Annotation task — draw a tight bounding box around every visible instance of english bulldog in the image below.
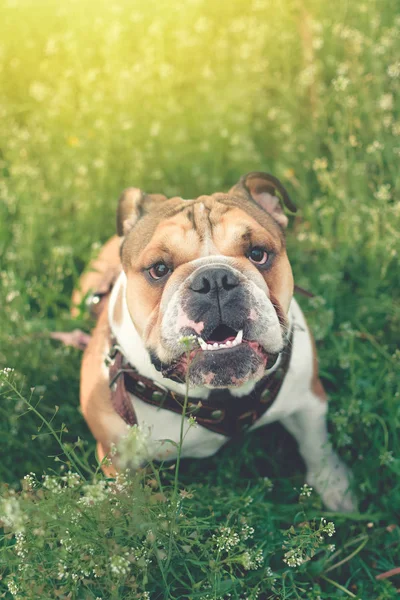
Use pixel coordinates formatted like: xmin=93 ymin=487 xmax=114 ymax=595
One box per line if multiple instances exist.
xmin=79 ymin=172 xmax=356 ymax=512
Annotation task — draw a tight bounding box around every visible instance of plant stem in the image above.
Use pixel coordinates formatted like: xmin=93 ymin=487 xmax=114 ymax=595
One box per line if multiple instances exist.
xmin=166 ymin=346 xmax=191 ymax=569
xmin=6 ymin=378 xmax=86 ymax=477
xmin=321 ymin=575 xmax=357 ymax=598
xmin=324 ymin=536 xmax=368 ymax=574
xmin=173 ymin=352 xmax=191 ymax=497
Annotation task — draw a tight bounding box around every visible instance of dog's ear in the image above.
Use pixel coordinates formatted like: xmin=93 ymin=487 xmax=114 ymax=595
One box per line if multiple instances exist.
xmin=117 ymin=188 xmax=167 ymax=236
xmin=229 ymin=172 xmax=296 ymax=229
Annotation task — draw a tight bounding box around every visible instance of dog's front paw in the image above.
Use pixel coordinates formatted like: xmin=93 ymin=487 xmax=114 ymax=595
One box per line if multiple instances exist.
xmin=307 ymin=454 xmax=358 ymax=513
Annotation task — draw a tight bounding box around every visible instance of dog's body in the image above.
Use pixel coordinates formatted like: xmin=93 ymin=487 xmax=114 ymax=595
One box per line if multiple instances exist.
xmin=79 ymin=173 xmax=356 ymax=512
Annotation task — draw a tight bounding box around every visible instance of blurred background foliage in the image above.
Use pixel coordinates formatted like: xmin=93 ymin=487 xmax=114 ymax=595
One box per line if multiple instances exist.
xmin=0 ymin=0 xmax=399 ymax=596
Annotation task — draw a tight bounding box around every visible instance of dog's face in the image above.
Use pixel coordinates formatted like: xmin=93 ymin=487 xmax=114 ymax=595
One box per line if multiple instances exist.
xmin=119 ymin=173 xmax=296 ymax=388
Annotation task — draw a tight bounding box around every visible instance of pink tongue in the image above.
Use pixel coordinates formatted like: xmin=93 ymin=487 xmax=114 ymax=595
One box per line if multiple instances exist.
xmin=207 ymin=336 xmax=236 ymax=344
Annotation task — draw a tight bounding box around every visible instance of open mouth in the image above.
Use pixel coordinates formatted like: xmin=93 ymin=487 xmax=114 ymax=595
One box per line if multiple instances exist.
xmin=163 ymin=324 xmax=270 ymax=386
xmin=197 ymin=324 xmax=243 ymax=351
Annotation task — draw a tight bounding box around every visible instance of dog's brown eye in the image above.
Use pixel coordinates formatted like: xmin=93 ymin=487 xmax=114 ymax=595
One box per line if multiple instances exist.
xmin=248 ymin=247 xmax=268 ymax=265
xmin=148 ymin=261 xmax=171 ymax=280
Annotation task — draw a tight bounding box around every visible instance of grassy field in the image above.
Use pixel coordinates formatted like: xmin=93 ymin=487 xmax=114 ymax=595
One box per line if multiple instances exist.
xmin=0 ymin=0 xmax=399 ymax=597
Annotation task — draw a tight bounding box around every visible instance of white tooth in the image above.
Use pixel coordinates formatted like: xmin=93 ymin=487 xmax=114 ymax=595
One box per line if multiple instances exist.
xmin=207 ymin=344 xmax=214 ymax=350
xmin=236 ymin=330 xmax=243 ymax=344
xmin=226 ymin=340 xmax=232 ymax=346
xmin=197 ymin=337 xmax=207 ymax=350
xmin=231 ymin=339 xmax=238 ymax=347
xmin=219 ymin=343 xmax=227 ymax=349
xmin=213 ymin=343 xmax=219 ymax=348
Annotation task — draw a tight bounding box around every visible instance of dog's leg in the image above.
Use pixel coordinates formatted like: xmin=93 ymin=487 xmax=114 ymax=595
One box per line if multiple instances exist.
xmin=280 ymin=395 xmax=357 ymax=512
xmin=96 ymin=442 xmax=117 ymax=478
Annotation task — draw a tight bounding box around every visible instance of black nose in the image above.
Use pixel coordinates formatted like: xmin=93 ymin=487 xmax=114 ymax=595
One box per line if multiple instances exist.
xmin=190 ymin=267 xmax=239 ymax=295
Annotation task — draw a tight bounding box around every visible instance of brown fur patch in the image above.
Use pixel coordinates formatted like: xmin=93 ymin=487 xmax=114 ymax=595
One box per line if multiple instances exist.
xmin=121 ymin=197 xmax=193 ymax=270
xmin=112 ymin=285 xmax=124 ymax=326
xmin=264 ymin=253 xmax=294 ymax=316
xmin=72 ymin=235 xmax=122 ymax=318
xmin=80 ymin=300 xmax=128 ymax=471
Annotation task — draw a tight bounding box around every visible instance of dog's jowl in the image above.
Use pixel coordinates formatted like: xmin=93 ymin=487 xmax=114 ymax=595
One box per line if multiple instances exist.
xmin=79 ymin=172 xmax=356 ymax=512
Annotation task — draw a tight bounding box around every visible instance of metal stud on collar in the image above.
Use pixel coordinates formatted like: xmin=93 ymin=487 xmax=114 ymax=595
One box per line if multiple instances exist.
xmin=134 ymin=381 xmax=146 ymax=393
xmin=152 ymin=390 xmax=165 ymax=402
xmin=150 ymin=384 xmax=169 ymax=407
xmin=85 ymin=292 xmax=101 ymax=308
xmin=210 ymin=409 xmax=223 ymax=421
xmin=104 ymin=344 xmax=121 ymax=367
xmin=260 ymin=388 xmax=270 ymax=404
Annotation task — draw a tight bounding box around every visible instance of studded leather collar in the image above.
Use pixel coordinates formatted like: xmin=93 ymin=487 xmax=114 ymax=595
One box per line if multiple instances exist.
xmin=107 ymin=330 xmax=293 ymax=437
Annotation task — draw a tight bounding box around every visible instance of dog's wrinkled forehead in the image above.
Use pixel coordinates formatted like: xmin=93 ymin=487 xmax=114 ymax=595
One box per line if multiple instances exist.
xmin=125 ymin=199 xmax=262 ymax=268
xmin=119 ymin=170 xmax=296 ymax=268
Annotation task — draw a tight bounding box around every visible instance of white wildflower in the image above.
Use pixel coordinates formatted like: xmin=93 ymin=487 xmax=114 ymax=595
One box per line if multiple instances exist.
xmin=379 ymin=94 xmax=393 ymax=111
xmin=241 ymin=548 xmax=264 ymax=570
xmin=321 ymin=518 xmax=336 ymax=537
xmin=213 ymin=526 xmax=240 ymax=551
xmin=374 ymin=184 xmax=391 ymax=201
xmin=110 ymin=554 xmax=130 ymax=576
xmin=326 ymin=523 xmax=335 ymax=536
xmin=0 ymin=367 xmax=14 ymax=380
xmin=7 ymin=580 xmax=19 ymax=596
xmin=116 ymin=424 xmax=150 ymax=470
xmin=61 ymin=471 xmax=81 ymax=488
xmin=313 ymin=37 xmax=323 ymax=50
xmin=240 ymin=522 xmax=255 ymax=540
xmin=348 ymin=135 xmax=358 ymax=147
xmin=78 ymin=479 xmax=108 ymax=506
xmin=298 ymin=64 xmax=317 ymax=88
xmin=380 ymin=450 xmax=395 ymax=465
xmin=179 ymin=334 xmax=197 ymax=350
xmin=188 ymin=415 xmax=198 ymax=428
xmin=15 ymin=532 xmax=28 ymax=558
xmin=366 ymin=140 xmax=384 ymax=154
xmin=22 ymin=472 xmax=36 ymax=490
xmin=42 ymin=474 xmax=62 ymax=494
xmin=313 ymin=157 xmax=328 ymax=171
xmin=0 ymin=496 xmax=26 ymax=532
xmin=283 ymin=548 xmax=305 ymax=567
xmin=388 ymin=62 xmax=400 ymax=78
xmin=299 ymin=483 xmax=313 ymax=498
xmin=392 ymin=122 xmax=400 ymax=136
xmin=57 ymin=561 xmax=68 ymax=579
xmin=131 ymin=545 xmax=153 ymax=565
xmin=345 ymin=95 xmax=358 ymax=108
xmin=332 ymin=75 xmax=350 ymax=92
xmin=383 ymin=115 xmax=393 ymax=128
xmin=29 ymin=81 xmax=48 ymax=102
xmin=93 ymin=158 xmax=105 ymax=169
xmin=60 ymin=529 xmax=73 ymax=552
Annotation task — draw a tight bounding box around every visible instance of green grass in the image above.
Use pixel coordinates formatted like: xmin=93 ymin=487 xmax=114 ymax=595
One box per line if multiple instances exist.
xmin=0 ymin=0 xmax=399 ymax=597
